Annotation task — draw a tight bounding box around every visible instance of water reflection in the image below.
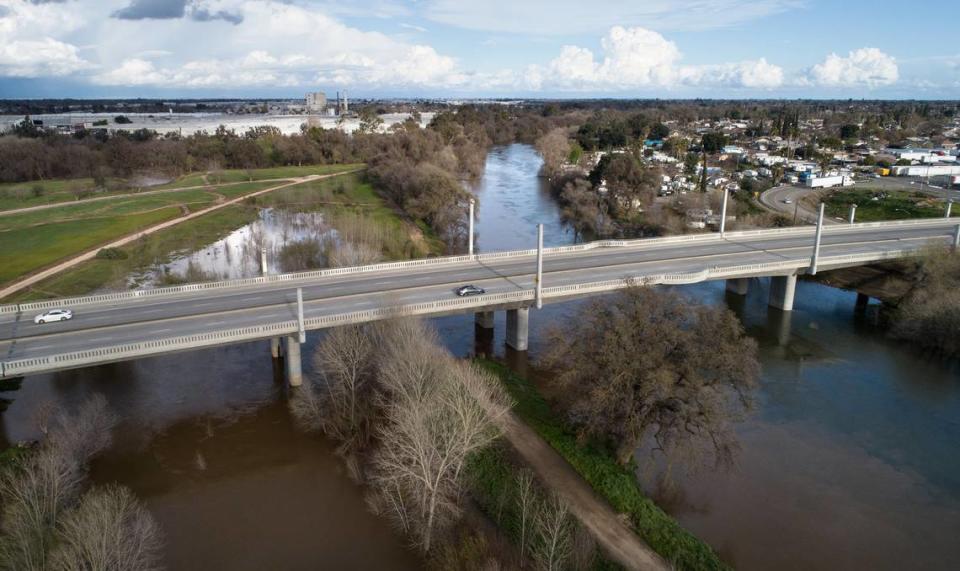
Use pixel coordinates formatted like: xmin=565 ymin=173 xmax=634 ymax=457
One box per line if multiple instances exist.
xmin=131 ymin=209 xmax=336 ymax=288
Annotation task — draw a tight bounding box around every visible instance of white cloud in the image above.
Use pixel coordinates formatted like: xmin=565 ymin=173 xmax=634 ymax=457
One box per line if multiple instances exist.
xmin=423 ymin=0 xmax=801 ymax=34
xmin=0 ymin=0 xmax=94 ymax=77
xmin=533 ymin=26 xmax=783 ymax=91
xmin=0 ymin=37 xmax=94 ymax=77
xmin=806 ymin=48 xmax=898 ymax=88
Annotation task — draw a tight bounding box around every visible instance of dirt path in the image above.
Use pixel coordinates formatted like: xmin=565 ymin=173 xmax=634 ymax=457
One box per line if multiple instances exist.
xmin=497 ymin=411 xmax=669 ymax=570
xmin=0 ymin=171 xmax=359 ymax=301
xmin=0 ymin=176 xmax=332 ymax=218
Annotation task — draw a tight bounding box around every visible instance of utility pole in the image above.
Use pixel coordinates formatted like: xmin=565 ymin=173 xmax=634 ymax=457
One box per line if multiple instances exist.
xmin=468 ymin=198 xmax=475 ymax=256
xmin=535 ymin=224 xmax=544 ymax=309
xmin=260 ymin=247 xmax=268 ymax=276
xmin=810 ymin=202 xmax=825 ymax=275
xmin=848 ymin=204 xmax=857 ymax=224
xmin=719 ymin=188 xmax=729 ymax=237
xmin=947 ymin=200 xmax=953 ymax=219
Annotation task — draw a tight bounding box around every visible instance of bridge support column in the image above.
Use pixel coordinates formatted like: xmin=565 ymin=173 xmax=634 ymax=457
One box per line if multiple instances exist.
xmin=505 ymin=308 xmax=529 ymax=351
xmin=475 ymin=311 xmax=495 ymax=329
xmin=769 ymin=274 xmax=797 ymax=311
xmin=284 ymin=335 xmax=303 ymax=387
xmin=855 ymin=293 xmax=870 ymax=314
xmin=270 ymin=337 xmax=282 ymax=359
xmin=726 ymin=278 xmax=749 ymax=296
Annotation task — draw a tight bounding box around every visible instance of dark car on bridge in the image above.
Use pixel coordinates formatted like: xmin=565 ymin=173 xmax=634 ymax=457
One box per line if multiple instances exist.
xmin=455 ymin=285 xmax=485 ymax=297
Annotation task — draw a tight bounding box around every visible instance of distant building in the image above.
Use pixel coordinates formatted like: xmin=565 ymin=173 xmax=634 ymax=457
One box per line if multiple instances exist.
xmin=305 ymin=92 xmax=327 ymax=113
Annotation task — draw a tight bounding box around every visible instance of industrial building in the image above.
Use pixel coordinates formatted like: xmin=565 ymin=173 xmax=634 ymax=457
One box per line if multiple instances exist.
xmin=305 ymin=92 xmax=327 ymax=113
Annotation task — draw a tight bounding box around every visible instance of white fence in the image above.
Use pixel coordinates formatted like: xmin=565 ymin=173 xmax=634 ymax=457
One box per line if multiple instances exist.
xmin=0 ymin=247 xmax=916 ymax=378
xmin=1 ymin=217 xmax=954 ymax=316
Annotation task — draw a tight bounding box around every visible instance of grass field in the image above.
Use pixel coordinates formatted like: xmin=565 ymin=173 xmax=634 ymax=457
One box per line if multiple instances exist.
xmin=824 ymin=188 xmax=958 ymax=222
xmin=0 ymin=180 xmax=281 ymax=289
xmin=0 ymin=163 xmax=364 ymax=212
xmin=1 ymin=166 xmax=442 ymax=302
xmin=6 ymin=205 xmax=259 ymax=301
xmin=476 ymin=360 xmax=729 ymax=571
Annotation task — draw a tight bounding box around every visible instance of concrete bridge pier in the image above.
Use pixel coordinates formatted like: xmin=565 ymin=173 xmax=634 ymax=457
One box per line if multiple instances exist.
xmin=505 ymin=308 xmax=529 ymax=351
xmin=475 ymin=311 xmax=495 ymax=329
xmin=284 ymin=335 xmax=303 ymax=387
xmin=855 ymin=293 xmax=870 ymax=314
xmin=726 ymin=278 xmax=750 ymax=296
xmin=768 ymin=274 xmax=798 ymax=311
xmin=270 ymin=337 xmax=282 ymax=359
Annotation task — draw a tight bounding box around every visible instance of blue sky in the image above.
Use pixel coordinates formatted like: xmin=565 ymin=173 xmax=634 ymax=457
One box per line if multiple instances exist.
xmin=0 ymin=0 xmax=956 ymax=99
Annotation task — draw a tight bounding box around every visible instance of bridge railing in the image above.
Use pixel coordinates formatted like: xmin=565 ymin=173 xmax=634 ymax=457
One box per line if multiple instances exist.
xmin=1 ymin=217 xmax=953 ymax=316
xmin=0 ymin=247 xmax=918 ymax=378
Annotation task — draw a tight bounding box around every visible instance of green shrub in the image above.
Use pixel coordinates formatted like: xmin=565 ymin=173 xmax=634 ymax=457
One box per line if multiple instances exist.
xmin=95 ymin=248 xmax=128 ymax=260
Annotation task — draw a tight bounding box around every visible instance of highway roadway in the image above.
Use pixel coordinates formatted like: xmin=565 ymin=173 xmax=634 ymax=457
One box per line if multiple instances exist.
xmin=1 ymin=221 xmax=957 ymax=370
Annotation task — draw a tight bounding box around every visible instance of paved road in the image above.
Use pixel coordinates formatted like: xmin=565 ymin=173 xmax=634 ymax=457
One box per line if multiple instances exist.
xmin=1 ymin=222 xmax=955 ymax=370
xmin=759 ymin=185 xmax=842 ymax=225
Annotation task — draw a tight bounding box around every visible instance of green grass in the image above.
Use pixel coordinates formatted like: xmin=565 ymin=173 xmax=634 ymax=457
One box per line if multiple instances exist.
xmin=6 ymin=205 xmax=259 ymax=301
xmin=0 ymin=164 xmax=365 ymax=212
xmin=0 ymin=181 xmax=288 ymax=288
xmin=824 ymin=188 xmax=958 ymax=222
xmin=0 ymin=208 xmax=180 ymax=285
xmin=476 ymin=359 xmax=729 ymax=571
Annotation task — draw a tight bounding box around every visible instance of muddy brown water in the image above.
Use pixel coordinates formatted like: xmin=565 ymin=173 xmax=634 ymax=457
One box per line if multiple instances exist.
xmin=3 ymin=144 xmax=960 ymax=569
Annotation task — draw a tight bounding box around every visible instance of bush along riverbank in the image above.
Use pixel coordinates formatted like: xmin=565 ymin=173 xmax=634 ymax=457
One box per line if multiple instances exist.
xmin=476 ymin=359 xmax=731 ymax=571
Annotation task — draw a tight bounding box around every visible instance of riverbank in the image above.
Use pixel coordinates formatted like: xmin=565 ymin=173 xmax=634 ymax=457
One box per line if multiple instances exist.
xmin=477 ymin=359 xmax=728 ymax=570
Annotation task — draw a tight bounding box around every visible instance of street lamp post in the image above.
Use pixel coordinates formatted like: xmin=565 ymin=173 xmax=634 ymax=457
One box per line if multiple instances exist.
xmin=810 ymin=202 xmax=825 ymax=275
xmin=468 ymin=198 xmax=475 ymax=256
xmin=719 ymin=188 xmax=729 ymax=237
xmin=535 ymin=224 xmax=544 ymax=309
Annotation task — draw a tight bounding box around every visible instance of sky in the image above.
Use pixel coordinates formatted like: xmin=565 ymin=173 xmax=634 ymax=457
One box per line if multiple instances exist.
xmin=0 ymin=0 xmax=957 ymax=99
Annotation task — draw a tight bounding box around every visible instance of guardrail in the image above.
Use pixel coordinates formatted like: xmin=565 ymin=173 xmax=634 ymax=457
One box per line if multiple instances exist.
xmin=2 ymin=217 xmax=954 ymax=316
xmin=0 ymin=246 xmax=920 ymax=379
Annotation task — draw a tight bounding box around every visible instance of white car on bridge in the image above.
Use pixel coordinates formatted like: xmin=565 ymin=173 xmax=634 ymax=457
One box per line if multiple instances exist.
xmin=34 ymin=309 xmax=73 ymax=324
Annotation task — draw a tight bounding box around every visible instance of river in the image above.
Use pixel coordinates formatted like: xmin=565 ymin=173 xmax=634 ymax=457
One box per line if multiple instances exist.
xmin=3 ymin=143 xmax=960 ymax=569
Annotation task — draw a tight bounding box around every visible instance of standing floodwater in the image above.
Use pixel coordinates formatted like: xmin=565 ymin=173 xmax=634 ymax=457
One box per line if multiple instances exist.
xmin=3 ymin=144 xmax=960 ymax=570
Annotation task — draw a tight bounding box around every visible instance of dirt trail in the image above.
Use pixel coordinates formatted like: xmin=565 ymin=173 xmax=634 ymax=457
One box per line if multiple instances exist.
xmin=0 ymin=175 xmax=341 ymax=218
xmin=498 ymin=411 xmax=669 ymax=570
xmin=0 ymin=171 xmax=359 ymax=301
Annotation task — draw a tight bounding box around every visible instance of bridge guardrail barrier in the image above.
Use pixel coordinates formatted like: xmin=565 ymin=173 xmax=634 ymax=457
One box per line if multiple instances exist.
xmin=0 ymin=246 xmax=918 ymax=378
xmin=2 ymin=218 xmax=953 ymax=315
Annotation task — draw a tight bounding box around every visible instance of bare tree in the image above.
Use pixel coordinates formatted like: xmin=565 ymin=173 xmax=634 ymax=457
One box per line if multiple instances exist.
xmin=543 ymin=286 xmax=760 ymax=469
xmin=290 ymin=324 xmax=376 ymax=459
xmin=515 ymin=470 xmax=537 ymax=567
xmin=328 ymin=242 xmax=382 ymax=268
xmin=531 ymin=493 xmax=575 ymax=571
xmin=49 ymin=485 xmax=162 ymax=571
xmin=892 ymin=245 xmax=960 ymax=355
xmin=367 ymin=321 xmax=510 ymax=552
xmin=0 ymin=395 xmax=119 ymax=571
xmin=535 ymin=128 xmax=571 ymax=178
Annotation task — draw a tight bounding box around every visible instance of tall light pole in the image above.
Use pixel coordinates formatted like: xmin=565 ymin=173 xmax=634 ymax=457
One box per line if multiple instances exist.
xmin=719 ymin=188 xmax=729 ymax=237
xmin=468 ymin=198 xmax=475 ymax=256
xmin=848 ymin=204 xmax=857 ymax=224
xmin=810 ymin=202 xmax=825 ymax=275
xmin=953 ymin=224 xmax=960 ymax=252
xmin=535 ymin=224 xmax=544 ymax=309
xmin=296 ymin=287 xmax=306 ymax=343
xmin=946 ymin=200 xmax=953 ymax=219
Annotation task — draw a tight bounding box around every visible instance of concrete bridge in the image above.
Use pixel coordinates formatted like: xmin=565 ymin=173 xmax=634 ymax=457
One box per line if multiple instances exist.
xmin=1 ymin=218 xmax=958 ymax=385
